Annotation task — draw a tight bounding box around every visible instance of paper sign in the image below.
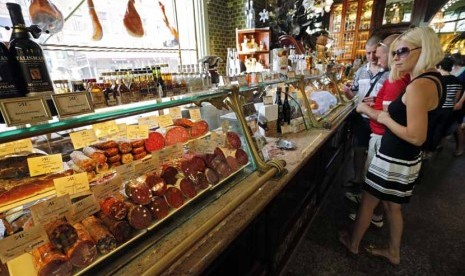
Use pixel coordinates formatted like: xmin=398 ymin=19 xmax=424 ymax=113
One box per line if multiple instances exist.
xmin=30 ymin=195 xmax=71 ymax=225
xmin=0 ymin=96 xmax=52 ymax=127
xmin=134 ymin=156 xmax=155 ymax=175
xmin=52 ymin=92 xmax=94 ymax=118
xmin=189 ymin=108 xmax=202 ymax=121
xmin=92 ymin=175 xmax=123 ymax=201
xmin=158 ymin=114 xmax=174 ymax=128
xmin=211 ymin=132 xmax=226 ymax=149
xmin=66 ymin=195 xmax=100 ymax=224
xmin=0 ymin=225 xmax=48 ymax=263
xmin=157 ymin=143 xmax=183 ymax=164
xmin=27 ymin=154 xmax=63 ymax=177
xmin=53 ymin=172 xmax=90 ymax=198
xmin=127 ymin=125 xmax=149 ymax=139
xmin=168 ymin=107 xmax=182 ymax=119
xmin=69 ymin=129 xmax=98 ymax=149
xmin=196 ymin=139 xmax=212 ymax=153
xmin=110 ymin=123 xmax=127 ymax=140
xmin=138 ymin=115 xmax=159 ymax=128
xmin=0 ymin=139 xmax=33 ymax=157
xmin=93 ymin=120 xmax=118 ymax=138
xmin=115 ymin=163 xmax=135 ymax=183
xmin=187 ymin=139 xmax=198 ymax=153
xmin=237 ymin=75 xmax=248 ymax=86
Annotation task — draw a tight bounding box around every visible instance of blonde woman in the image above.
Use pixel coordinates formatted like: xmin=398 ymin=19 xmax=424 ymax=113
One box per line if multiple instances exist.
xmin=339 ymin=27 xmax=444 ymax=265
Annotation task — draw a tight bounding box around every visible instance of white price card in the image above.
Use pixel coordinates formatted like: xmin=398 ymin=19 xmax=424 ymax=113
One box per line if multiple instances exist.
xmin=115 ymin=163 xmax=135 ymax=183
xmin=0 ymin=225 xmax=48 ymax=263
xmin=53 ymin=172 xmax=90 ymax=198
xmin=138 ymin=115 xmax=159 ymax=128
xmin=0 ymin=96 xmax=52 ymax=127
xmin=27 ymin=154 xmax=63 ymax=177
xmin=158 ymin=114 xmax=174 ymax=128
xmin=127 ymin=125 xmax=149 ymax=140
xmin=134 ymin=156 xmax=156 ymax=175
xmin=92 ymin=175 xmax=123 ymax=201
xmin=66 ymin=194 xmax=100 ymax=224
xmin=189 ymin=108 xmax=202 ymax=121
xmin=92 ymin=120 xmax=119 ymax=138
xmin=69 ymin=129 xmax=98 ymax=149
xmin=30 ymin=195 xmax=72 ymax=225
xmin=52 ymin=92 xmax=94 ymax=118
xmin=168 ymin=107 xmax=182 ymax=120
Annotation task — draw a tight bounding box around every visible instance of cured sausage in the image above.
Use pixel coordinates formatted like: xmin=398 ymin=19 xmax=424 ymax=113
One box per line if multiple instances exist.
xmin=82 ymin=147 xmax=106 ymax=165
xmin=81 ymin=216 xmax=117 ymax=255
xmin=118 ymin=141 xmax=132 ymax=154
xmin=121 ymin=153 xmax=134 ymax=164
xmin=70 ymin=151 xmax=96 ymax=172
xmin=164 ymin=186 xmax=184 ymax=208
xmin=226 ymin=156 xmax=239 ymax=171
xmin=173 ymin=118 xmax=194 ymax=128
xmin=144 ymin=132 xmax=165 ymax=152
xmin=214 ymin=147 xmax=227 ymax=161
xmin=125 ymin=201 xmax=152 ymax=229
xmin=161 ymin=166 xmax=178 ymax=185
xmin=176 ymin=178 xmax=197 ymax=199
xmin=96 ymin=213 xmax=131 ymax=243
xmin=46 ymin=219 xmax=78 ymax=251
xmin=147 ymin=196 xmax=170 ymax=220
xmin=125 ymin=180 xmax=152 ymax=205
xmin=109 ymin=161 xmax=122 ymax=168
xmin=165 ymin=126 xmax=189 ymax=146
xmin=132 ymin=146 xmax=146 ymax=155
xmin=100 ymin=196 xmax=128 ymax=220
xmin=133 ymin=151 xmax=147 ymax=160
xmin=214 ymin=161 xmax=233 ymax=179
xmin=144 ymin=172 xmax=167 ymax=196
xmin=131 ymin=139 xmax=145 ymax=148
xmin=66 ymin=223 xmax=97 ymax=268
xmin=32 ymin=243 xmax=72 ymax=276
xmin=95 ymin=140 xmax=117 ymax=150
xmin=226 ymin=131 xmax=242 ymax=149
xmin=235 ymin=148 xmax=249 ymax=166
xmin=205 ymin=168 xmax=219 ymax=185
xmin=104 ymin=147 xmax=119 ymax=157
xmin=191 ymin=172 xmax=209 ymax=190
xmin=107 ymin=154 xmax=121 ymax=163
xmin=190 ymin=120 xmax=209 ymax=138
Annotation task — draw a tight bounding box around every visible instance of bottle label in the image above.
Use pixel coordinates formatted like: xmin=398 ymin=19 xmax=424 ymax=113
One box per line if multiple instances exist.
xmin=0 ymin=55 xmax=21 ymax=97
xmin=15 ymin=51 xmax=53 ymax=94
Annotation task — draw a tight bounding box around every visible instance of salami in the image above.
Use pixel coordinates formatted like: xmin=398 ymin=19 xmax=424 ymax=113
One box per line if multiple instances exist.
xmin=147 ymin=196 xmax=170 ymax=220
xmin=133 ymin=151 xmax=147 ymax=160
xmin=164 ymin=186 xmax=184 ymax=208
xmin=205 ymin=168 xmax=219 ymax=185
xmin=118 ymin=141 xmax=132 ymax=154
xmin=96 ymin=140 xmax=117 ymax=150
xmin=177 ymin=178 xmax=197 ymax=198
xmin=66 ymin=223 xmax=97 ymax=268
xmin=121 ymin=153 xmax=134 ymax=164
xmin=226 ymin=156 xmax=239 ymax=171
xmin=82 ymin=147 xmax=106 ymax=165
xmin=104 ymin=147 xmax=119 ymax=157
xmin=109 ymin=161 xmax=122 ymax=168
xmin=70 ymin=151 xmax=96 ymax=172
xmin=96 ymin=213 xmax=131 ymax=243
xmin=190 ymin=120 xmax=209 ymax=138
xmin=46 ymin=219 xmax=78 ymax=251
xmin=161 ymin=166 xmax=178 ymax=185
xmin=125 ymin=180 xmax=152 ymax=205
xmin=214 ymin=147 xmax=227 ymax=161
xmin=108 ymin=154 xmax=121 ymax=163
xmin=132 ymin=146 xmax=146 ymax=155
xmin=226 ymin=131 xmax=242 ymax=149
xmin=32 ymin=243 xmax=73 ymax=276
xmin=235 ymin=148 xmax=249 ymax=166
xmin=144 ymin=132 xmax=165 ymax=152
xmin=173 ymin=118 xmax=194 ymax=128
xmin=144 ymin=172 xmax=167 ymax=196
xmin=215 ymin=161 xmax=233 ymax=179
xmin=100 ymin=196 xmax=128 ymax=220
xmin=165 ymin=126 xmax=189 ymax=146
xmin=192 ymin=172 xmax=209 ymax=190
xmin=125 ymin=201 xmax=152 ymax=229
xmin=131 ymin=139 xmax=145 ymax=148
xmin=81 ymin=216 xmax=117 ymax=254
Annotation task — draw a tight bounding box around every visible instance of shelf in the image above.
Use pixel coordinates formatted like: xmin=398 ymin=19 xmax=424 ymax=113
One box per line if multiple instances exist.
xmin=236 ymin=27 xmax=270 ymax=34
xmin=238 ymin=50 xmax=269 ymax=55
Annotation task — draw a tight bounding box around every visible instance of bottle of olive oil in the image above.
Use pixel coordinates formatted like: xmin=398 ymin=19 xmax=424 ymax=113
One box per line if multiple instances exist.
xmin=0 ymin=42 xmax=23 ymax=98
xmin=7 ymin=3 xmax=54 ymax=96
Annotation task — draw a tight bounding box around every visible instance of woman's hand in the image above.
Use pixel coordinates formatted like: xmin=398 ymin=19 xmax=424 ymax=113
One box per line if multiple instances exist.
xmin=454 ymin=102 xmax=463 ymax=111
xmin=356 ymin=102 xmax=369 ymax=114
xmin=377 ymin=111 xmax=391 ymax=125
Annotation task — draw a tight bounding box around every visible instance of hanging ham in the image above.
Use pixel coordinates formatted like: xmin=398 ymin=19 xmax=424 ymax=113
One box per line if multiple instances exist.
xmin=87 ymin=0 xmax=103 ymax=41
xmin=124 ymin=0 xmax=144 ymax=37
xmin=29 ymin=0 xmax=64 ymax=34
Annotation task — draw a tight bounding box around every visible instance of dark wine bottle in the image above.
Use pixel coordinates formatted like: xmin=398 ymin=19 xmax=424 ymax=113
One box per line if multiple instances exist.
xmin=283 ymin=86 xmax=291 ymax=125
xmin=0 ymin=42 xmax=23 ymax=98
xmin=275 ymin=86 xmax=283 ymax=133
xmin=7 ymin=3 xmax=53 ymax=96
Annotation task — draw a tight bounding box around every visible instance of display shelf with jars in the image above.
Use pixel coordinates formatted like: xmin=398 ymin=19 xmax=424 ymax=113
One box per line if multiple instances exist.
xmin=235 ymin=27 xmax=271 ymax=70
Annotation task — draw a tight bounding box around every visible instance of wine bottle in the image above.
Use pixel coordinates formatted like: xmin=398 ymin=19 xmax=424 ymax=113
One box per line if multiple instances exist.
xmin=0 ymin=42 xmax=23 ymax=98
xmin=283 ymin=86 xmax=291 ymax=125
xmin=275 ymin=86 xmax=283 ymax=133
xmin=7 ymin=3 xmax=53 ymax=96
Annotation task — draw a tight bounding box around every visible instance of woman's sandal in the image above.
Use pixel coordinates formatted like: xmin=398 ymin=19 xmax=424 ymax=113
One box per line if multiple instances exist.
xmin=365 ymin=245 xmax=400 ymax=266
xmin=338 ymin=231 xmax=358 ymax=256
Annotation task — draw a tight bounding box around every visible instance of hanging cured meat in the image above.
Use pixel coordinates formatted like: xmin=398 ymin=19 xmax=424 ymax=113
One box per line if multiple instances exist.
xmin=159 ymin=1 xmax=179 ymax=46
xmin=29 ymin=0 xmax=64 ymax=34
xmin=32 ymin=243 xmax=73 ymax=276
xmin=87 ymin=0 xmax=103 ymax=41
xmin=124 ymin=0 xmax=144 ymax=37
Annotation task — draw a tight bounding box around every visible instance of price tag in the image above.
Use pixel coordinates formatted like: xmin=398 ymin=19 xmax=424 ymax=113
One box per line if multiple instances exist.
xmin=93 ymin=120 xmax=118 ymax=138
xmin=168 ymin=107 xmax=182 ymax=119
xmin=52 ymin=92 xmax=94 ymax=118
xmin=0 ymin=139 xmax=33 ymax=157
xmin=0 ymin=96 xmax=52 ymax=127
xmin=157 ymin=143 xmax=183 ymax=164
xmin=30 ymin=195 xmax=71 ymax=225
xmin=134 ymin=156 xmax=155 ymax=175
xmin=189 ymin=108 xmax=202 ymax=121
xmin=127 ymin=125 xmax=149 ymax=139
xmin=158 ymin=114 xmax=174 ymax=128
xmin=237 ymin=75 xmax=248 ymax=87
xmin=66 ymin=195 xmax=100 ymax=224
xmin=27 ymin=154 xmax=63 ymax=177
xmin=92 ymin=175 xmax=123 ymax=201
xmin=138 ymin=115 xmax=159 ymax=128
xmin=0 ymin=225 xmax=48 ymax=263
xmin=69 ymin=129 xmax=98 ymax=150
xmin=196 ymin=139 xmax=212 ymax=153
xmin=115 ymin=163 xmax=135 ymax=183
xmin=221 ymin=120 xmax=229 ymax=134
xmin=53 ymin=172 xmax=90 ymax=198
xmin=287 ymin=71 xmax=296 ymax=79
xmin=257 ymin=73 xmax=263 ymax=83
xmin=110 ymin=123 xmax=128 ymax=140
xmin=187 ymin=139 xmax=198 ymax=153
xmin=211 ymin=132 xmax=226 ymax=149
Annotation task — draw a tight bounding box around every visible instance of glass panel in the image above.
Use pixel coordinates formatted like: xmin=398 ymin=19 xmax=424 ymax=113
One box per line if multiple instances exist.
xmin=331 ymin=4 xmax=343 ymax=33
xmin=344 ymin=1 xmax=359 ymax=32
xmin=382 ymin=0 xmax=415 ymax=25
xmin=359 ymin=0 xmax=373 ymax=30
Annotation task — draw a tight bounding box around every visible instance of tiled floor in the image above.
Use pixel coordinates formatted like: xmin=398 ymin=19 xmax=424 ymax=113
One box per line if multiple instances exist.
xmin=285 ymin=139 xmax=465 ymax=275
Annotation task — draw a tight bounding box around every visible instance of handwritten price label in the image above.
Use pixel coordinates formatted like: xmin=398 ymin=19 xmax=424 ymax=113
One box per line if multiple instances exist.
xmin=53 ymin=172 xmax=90 ymax=198
xmin=138 ymin=115 xmax=159 ymax=128
xmin=70 ymin=129 xmax=98 ymax=149
xmin=115 ymin=163 xmax=135 ymax=183
xmin=93 ymin=120 xmax=119 ymax=138
xmin=30 ymin=195 xmax=71 ymax=225
xmin=168 ymin=107 xmax=182 ymax=120
xmin=189 ymin=108 xmax=202 ymax=121
xmin=92 ymin=175 xmax=123 ymax=201
xmin=127 ymin=125 xmax=149 ymax=139
xmin=66 ymin=195 xmax=100 ymax=224
xmin=158 ymin=114 xmax=174 ymax=128
xmin=0 ymin=139 xmax=33 ymax=157
xmin=27 ymin=154 xmax=63 ymax=177
xmin=0 ymin=225 xmax=48 ymax=263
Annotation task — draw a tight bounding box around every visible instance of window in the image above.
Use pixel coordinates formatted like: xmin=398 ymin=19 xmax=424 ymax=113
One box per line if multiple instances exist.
xmin=0 ymin=0 xmax=204 ymax=80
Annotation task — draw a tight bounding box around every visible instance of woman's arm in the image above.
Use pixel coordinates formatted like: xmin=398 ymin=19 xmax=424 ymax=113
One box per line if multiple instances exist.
xmin=378 ymin=78 xmax=439 ymax=146
xmin=356 ymin=102 xmax=381 ymax=120
xmin=454 ymin=86 xmax=465 ymax=110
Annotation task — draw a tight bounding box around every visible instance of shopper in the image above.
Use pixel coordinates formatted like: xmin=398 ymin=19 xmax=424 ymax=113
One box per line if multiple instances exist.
xmin=451 ymin=53 xmax=465 ymax=83
xmin=339 ymin=26 xmax=445 ymax=265
xmin=342 ymin=35 xmax=388 ymax=188
xmin=347 ymin=34 xmax=410 ymax=228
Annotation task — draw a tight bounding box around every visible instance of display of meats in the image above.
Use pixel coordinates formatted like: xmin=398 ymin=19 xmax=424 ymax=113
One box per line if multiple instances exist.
xmin=81 ymin=216 xmax=117 ymax=255
xmin=46 ymin=219 xmax=78 ymax=251
xmin=66 ymin=223 xmax=97 ymax=268
xmin=32 ymin=243 xmax=73 ymax=276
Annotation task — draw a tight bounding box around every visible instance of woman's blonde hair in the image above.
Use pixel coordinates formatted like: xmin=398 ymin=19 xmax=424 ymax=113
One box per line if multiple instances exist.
xmin=389 ymin=26 xmax=444 ymax=81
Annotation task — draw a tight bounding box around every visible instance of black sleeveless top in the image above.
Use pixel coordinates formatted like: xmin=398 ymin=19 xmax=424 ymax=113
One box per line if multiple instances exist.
xmin=379 ymin=72 xmax=444 ymax=160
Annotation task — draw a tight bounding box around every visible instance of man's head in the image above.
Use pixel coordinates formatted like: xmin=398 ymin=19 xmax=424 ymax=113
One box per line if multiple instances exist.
xmin=376 ymin=34 xmax=400 ymax=70
xmin=436 ymin=56 xmax=454 ymax=72
xmin=366 ymin=35 xmax=381 ymax=66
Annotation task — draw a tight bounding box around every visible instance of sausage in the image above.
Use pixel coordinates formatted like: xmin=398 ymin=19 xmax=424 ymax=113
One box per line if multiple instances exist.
xmin=214 ymin=161 xmax=233 ymax=179
xmin=131 ymin=146 xmax=145 ymax=155
xmin=235 ymin=148 xmax=249 ymax=166
xmin=226 ymin=156 xmax=239 ymax=172
xmin=164 ymin=126 xmax=189 ymax=146
xmin=70 ymin=151 xmax=96 ymax=172
xmin=82 ymin=147 xmax=107 ymax=165
xmin=81 ymin=216 xmax=117 ymax=255
xmin=46 ymin=219 xmax=78 ymax=251
xmin=161 ymin=166 xmax=178 ymax=185
xmin=96 ymin=213 xmax=131 ymax=243
xmin=164 ymin=186 xmax=184 ymax=208
xmin=66 ymin=223 xmax=97 ymax=268
xmin=100 ymin=196 xmax=128 ymax=220
xmin=205 ymin=168 xmax=219 ymax=185
xmin=147 ymin=196 xmax=170 ymax=220
xmin=190 ymin=120 xmax=209 ymax=138
xmin=109 ymin=161 xmax=122 ymax=168
xmin=133 ymin=151 xmax=147 ymax=160
xmin=226 ymin=131 xmax=242 ymax=149
xmin=180 ymin=156 xmax=205 ymax=175
xmin=125 ymin=201 xmax=152 ymax=229
xmin=176 ymin=178 xmax=197 ymax=199
xmin=96 ymin=162 xmax=109 ymax=173
xmin=131 ymin=139 xmax=145 ymax=148
xmin=144 ymin=132 xmax=165 ymax=152
xmin=118 ymin=141 xmax=132 ymax=154
xmin=173 ymin=118 xmax=195 ymax=128
xmin=192 ymin=172 xmax=209 ymax=190
xmin=144 ymin=172 xmax=167 ymax=197
xmin=104 ymin=147 xmax=119 ymax=157
xmin=108 ymin=154 xmax=121 ymax=163
xmin=125 ymin=180 xmax=152 ymax=205
xmin=214 ymin=147 xmax=227 ymax=162
xmin=95 ymin=140 xmax=117 ymax=150
xmin=121 ymin=153 xmax=134 ymax=164
xmin=32 ymin=243 xmax=73 ymax=276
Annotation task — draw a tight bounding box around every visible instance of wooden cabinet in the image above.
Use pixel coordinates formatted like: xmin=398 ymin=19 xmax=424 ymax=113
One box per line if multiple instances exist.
xmin=236 ymin=27 xmax=270 ymax=70
xmin=329 ymin=0 xmax=375 ymax=63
